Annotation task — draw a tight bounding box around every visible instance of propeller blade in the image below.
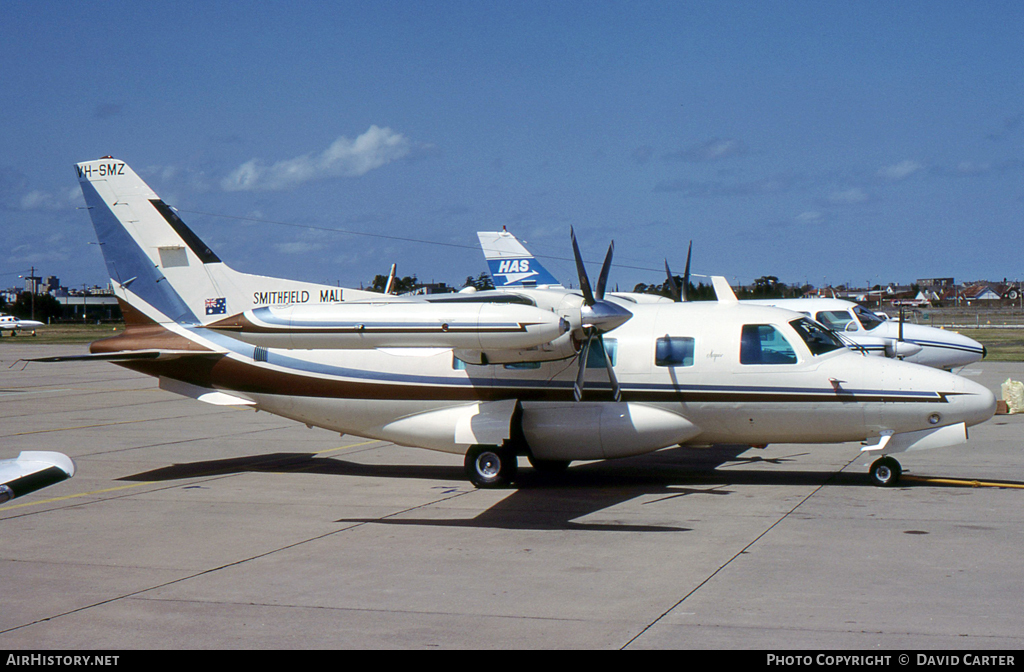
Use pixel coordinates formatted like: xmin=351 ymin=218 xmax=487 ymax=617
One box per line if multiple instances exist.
xmin=600 ymin=334 xmax=622 ymax=402
xmin=664 ymin=259 xmax=681 ymax=302
xmin=594 ymin=240 xmax=614 ymax=301
xmin=384 ymin=263 xmax=397 ymax=295
xmin=570 ymin=227 xmax=595 ymax=306
xmin=574 ymin=330 xmax=594 ymax=401
xmin=681 ymin=240 xmax=692 ymax=302
xmin=898 ymin=305 xmax=905 ymax=342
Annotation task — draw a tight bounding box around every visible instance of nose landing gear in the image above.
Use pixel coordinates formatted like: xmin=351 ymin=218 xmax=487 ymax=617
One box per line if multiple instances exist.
xmin=869 ymin=456 xmax=902 ymax=487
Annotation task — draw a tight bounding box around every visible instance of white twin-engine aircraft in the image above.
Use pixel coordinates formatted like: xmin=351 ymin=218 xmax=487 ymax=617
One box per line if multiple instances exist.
xmin=0 ymin=314 xmax=44 ymax=336
xmin=479 ymin=230 xmax=987 ymax=370
xmin=60 ymin=157 xmax=995 ymax=490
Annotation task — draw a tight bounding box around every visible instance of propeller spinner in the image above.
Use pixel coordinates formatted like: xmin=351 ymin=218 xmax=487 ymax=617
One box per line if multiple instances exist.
xmin=570 ymin=228 xmax=632 ymax=402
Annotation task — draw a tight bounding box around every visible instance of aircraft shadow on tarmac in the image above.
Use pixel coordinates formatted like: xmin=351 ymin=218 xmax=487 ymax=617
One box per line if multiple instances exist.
xmin=118 ymin=444 xmax=885 ymax=532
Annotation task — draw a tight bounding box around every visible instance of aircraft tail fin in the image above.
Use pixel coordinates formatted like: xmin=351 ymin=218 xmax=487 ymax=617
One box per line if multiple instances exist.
xmin=74 ymin=158 xmax=369 ymax=326
xmin=477 ymin=230 xmax=561 ymax=288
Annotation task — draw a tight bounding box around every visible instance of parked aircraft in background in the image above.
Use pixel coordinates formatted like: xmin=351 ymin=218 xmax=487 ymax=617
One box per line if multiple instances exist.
xmin=746 ymin=297 xmax=986 ymax=370
xmin=478 ymin=231 xmax=986 ymax=371
xmin=43 ymin=158 xmax=996 ymax=490
xmin=0 ymin=452 xmax=76 ymax=503
xmin=0 ymin=314 xmax=44 ymax=336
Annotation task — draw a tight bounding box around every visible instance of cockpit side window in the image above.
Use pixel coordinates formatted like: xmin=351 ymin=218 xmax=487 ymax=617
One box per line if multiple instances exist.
xmin=740 ymin=324 xmax=798 ymax=365
xmin=586 ymin=338 xmax=617 ymax=368
xmin=790 ymin=317 xmax=845 ymax=355
xmin=815 ymin=310 xmax=855 ymax=331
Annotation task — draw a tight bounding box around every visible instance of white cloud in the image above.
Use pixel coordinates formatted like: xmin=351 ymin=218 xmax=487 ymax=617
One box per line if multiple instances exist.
xmin=662 ymin=138 xmax=748 ymax=163
xmin=827 ymin=188 xmax=868 ymax=204
xmin=274 ymin=241 xmax=323 ymax=255
xmin=877 ymin=160 xmax=923 ymax=180
xmin=956 ymin=161 xmax=991 ymax=175
xmin=20 ymin=187 xmax=82 ymax=210
xmin=222 ymin=125 xmax=414 ymax=191
xmin=796 ymin=211 xmax=824 ymax=223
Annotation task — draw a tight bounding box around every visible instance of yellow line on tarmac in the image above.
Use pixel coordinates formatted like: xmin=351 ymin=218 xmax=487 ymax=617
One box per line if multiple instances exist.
xmin=0 ymin=482 xmax=149 ymax=512
xmin=314 ymin=439 xmax=383 ymax=455
xmin=902 ymin=475 xmax=1024 ymax=489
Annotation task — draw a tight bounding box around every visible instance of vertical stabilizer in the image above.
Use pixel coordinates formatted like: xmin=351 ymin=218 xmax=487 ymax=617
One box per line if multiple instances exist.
xmin=75 ymin=158 xmax=375 ymax=325
xmin=477 ymin=230 xmax=561 ymax=287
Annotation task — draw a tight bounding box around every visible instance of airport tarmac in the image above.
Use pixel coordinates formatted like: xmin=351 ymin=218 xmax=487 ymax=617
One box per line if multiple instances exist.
xmin=2 ymin=344 xmax=1023 ymax=650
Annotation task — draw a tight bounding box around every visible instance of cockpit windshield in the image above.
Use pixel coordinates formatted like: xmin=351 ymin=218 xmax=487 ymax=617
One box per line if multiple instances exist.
xmin=853 ymin=305 xmax=886 ymax=331
xmin=789 ymin=317 xmax=845 ymax=355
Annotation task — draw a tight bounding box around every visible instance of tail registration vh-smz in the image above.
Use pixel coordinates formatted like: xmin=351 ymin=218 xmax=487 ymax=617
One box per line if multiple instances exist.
xmin=53 ymin=157 xmax=995 ymax=489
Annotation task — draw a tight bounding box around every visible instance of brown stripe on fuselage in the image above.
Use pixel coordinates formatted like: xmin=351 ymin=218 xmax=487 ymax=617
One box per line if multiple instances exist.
xmin=114 ymin=349 xmax=952 ymax=406
xmin=95 ymin=309 xmax=955 ymax=405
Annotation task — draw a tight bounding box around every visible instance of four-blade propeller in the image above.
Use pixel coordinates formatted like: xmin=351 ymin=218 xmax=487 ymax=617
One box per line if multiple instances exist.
xmin=570 ymin=228 xmax=633 ymax=402
xmin=664 ymin=240 xmax=692 ymax=302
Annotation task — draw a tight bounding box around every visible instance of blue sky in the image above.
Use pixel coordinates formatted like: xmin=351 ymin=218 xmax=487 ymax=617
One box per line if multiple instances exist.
xmin=2 ymin=1 xmax=1022 ymax=292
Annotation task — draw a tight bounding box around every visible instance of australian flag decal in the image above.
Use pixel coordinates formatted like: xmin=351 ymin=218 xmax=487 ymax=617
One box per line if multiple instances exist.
xmin=205 ymin=297 xmax=227 ymax=315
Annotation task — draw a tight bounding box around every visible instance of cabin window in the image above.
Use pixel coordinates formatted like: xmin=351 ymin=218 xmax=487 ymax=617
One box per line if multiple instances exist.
xmin=740 ymin=324 xmax=797 ymax=365
xmin=815 ymin=310 xmax=856 ymax=331
xmin=790 ymin=318 xmax=845 ymax=355
xmin=655 ymin=336 xmax=695 ymax=367
xmin=585 ymin=338 xmax=617 ymax=368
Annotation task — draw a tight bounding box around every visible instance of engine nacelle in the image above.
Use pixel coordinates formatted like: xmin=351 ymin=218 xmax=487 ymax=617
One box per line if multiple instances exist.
xmin=209 ymin=301 xmax=569 ymax=351
xmin=885 ymin=339 xmax=924 ymax=359
xmin=454 ymin=332 xmax=579 ymax=365
xmin=521 ymin=402 xmax=702 ymax=461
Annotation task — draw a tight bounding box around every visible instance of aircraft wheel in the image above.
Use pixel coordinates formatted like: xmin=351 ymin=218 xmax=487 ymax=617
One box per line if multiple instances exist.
xmin=465 ymin=445 xmax=517 ymax=488
xmin=527 ymin=455 xmax=570 ymax=474
xmin=869 ymin=456 xmax=902 ymax=487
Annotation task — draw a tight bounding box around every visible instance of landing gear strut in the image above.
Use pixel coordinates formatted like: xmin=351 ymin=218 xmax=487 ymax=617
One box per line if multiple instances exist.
xmin=465 ymin=444 xmax=518 ymax=488
xmin=869 ymin=456 xmax=902 ymax=487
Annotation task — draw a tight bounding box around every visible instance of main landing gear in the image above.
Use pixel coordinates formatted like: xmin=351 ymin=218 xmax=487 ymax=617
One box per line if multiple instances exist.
xmin=464 ymin=444 xmax=518 ymax=488
xmin=869 ymin=455 xmax=902 ymax=487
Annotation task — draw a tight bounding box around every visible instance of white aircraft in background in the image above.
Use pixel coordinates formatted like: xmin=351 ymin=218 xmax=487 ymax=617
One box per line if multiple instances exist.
xmin=478 ymin=231 xmax=985 ymax=371
xmin=38 ymin=158 xmax=996 ymax=491
xmin=745 ymin=297 xmax=985 ymax=370
xmin=0 ymin=314 xmax=44 ymax=336
xmin=0 ymin=452 xmax=76 ymax=504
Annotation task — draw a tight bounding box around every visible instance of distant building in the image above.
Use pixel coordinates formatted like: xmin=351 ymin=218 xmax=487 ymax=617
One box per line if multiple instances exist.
xmin=405 ymin=282 xmax=455 ymax=295
xmin=917 ymin=277 xmax=954 ymax=288
xmin=961 ymin=284 xmax=1002 ymax=303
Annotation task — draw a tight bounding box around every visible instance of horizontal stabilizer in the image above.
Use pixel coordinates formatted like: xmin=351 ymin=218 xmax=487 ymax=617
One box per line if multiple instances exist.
xmin=24 ymin=349 xmax=225 ymax=363
xmin=0 ymin=451 xmax=76 ymax=503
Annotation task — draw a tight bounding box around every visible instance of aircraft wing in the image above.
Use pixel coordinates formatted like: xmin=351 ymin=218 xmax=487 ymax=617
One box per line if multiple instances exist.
xmin=0 ymin=452 xmax=76 ymax=503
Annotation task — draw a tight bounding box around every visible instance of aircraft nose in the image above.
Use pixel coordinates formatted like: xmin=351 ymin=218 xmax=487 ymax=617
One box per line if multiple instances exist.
xmin=949 ymin=375 xmax=997 ymax=428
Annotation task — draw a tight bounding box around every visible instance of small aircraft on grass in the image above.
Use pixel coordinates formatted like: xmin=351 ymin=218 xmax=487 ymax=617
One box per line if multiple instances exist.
xmin=0 ymin=314 xmax=44 ymax=337
xmin=39 ymin=158 xmax=996 ymax=490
